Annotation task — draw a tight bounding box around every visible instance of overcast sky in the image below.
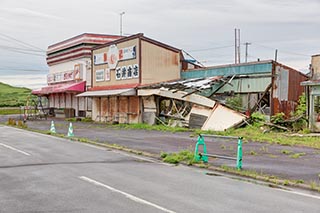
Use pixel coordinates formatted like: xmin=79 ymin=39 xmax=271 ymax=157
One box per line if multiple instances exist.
xmin=1 ymin=0 xmax=320 ymax=89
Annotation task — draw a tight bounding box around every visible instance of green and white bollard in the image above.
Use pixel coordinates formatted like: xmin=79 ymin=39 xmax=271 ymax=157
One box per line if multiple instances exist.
xmin=236 ymin=136 xmax=243 ymax=170
xmin=194 ymin=135 xmax=208 ymax=163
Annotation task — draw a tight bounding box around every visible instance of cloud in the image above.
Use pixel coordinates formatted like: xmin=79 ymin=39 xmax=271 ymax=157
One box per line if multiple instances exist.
xmin=0 ymin=7 xmax=62 ymax=20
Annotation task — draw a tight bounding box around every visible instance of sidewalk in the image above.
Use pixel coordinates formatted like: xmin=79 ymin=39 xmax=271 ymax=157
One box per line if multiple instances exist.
xmin=2 ymin=116 xmax=320 ymax=190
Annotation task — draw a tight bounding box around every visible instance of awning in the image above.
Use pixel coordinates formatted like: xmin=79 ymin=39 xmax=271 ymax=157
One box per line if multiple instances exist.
xmin=32 ymin=81 xmax=86 ymax=95
xmin=77 ymin=88 xmax=136 ymax=97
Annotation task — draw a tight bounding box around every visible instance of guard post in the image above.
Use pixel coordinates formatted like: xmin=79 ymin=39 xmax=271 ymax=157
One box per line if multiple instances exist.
xmin=194 ymin=134 xmax=243 ymax=169
xmin=194 ymin=135 xmax=208 ymax=163
xmin=236 ymin=137 xmax=243 ymax=170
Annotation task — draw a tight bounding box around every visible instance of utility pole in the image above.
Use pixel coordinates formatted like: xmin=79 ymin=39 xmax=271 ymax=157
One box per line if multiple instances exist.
xmin=234 ymin=29 xmax=241 ymax=64
xmin=244 ymin=42 xmax=251 ymax=63
xmin=120 ymin=12 xmax=125 ymax=36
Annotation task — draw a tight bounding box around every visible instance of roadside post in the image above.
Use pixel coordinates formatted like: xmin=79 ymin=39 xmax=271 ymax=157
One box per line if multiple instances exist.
xmin=194 ymin=135 xmax=208 ymax=163
xmin=194 ymin=134 xmax=243 ymax=169
xmin=236 ymin=137 xmax=243 ymax=170
xmin=67 ymin=122 xmax=74 ymax=137
xmin=50 ymin=120 xmax=56 ymax=133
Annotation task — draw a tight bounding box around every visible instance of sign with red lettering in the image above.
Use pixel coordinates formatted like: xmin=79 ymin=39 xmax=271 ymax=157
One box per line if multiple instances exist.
xmin=107 ymin=45 xmax=119 ymax=69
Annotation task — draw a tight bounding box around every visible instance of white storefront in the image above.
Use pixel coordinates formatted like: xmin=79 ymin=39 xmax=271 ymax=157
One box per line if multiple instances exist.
xmin=32 ymin=33 xmax=122 ymax=117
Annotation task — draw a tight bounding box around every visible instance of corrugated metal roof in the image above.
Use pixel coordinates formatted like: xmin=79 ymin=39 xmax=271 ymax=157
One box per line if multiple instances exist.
xmin=181 ymin=60 xmax=273 ymax=79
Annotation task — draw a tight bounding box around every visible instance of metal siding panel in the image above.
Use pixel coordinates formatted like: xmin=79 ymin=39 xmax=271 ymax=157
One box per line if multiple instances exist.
xmin=272 ymin=64 xmax=308 ymax=117
xmin=181 ymin=62 xmax=272 ymax=79
xmin=141 ymin=40 xmax=180 ymax=85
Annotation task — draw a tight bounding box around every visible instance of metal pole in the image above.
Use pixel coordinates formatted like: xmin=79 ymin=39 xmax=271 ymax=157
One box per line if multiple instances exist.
xmin=234 ymin=29 xmax=237 ymax=64
xmin=238 ymin=29 xmax=241 ymax=63
xmin=244 ymin=42 xmax=251 ymax=63
xmin=120 ymin=12 xmax=125 ymax=36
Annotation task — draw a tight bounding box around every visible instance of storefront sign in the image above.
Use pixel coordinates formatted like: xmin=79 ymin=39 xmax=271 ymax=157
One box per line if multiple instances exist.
xmin=63 ymin=70 xmax=74 ymax=81
xmin=94 ymin=45 xmax=137 ymax=67
xmin=94 ymin=52 xmax=108 ymax=65
xmin=74 ymin=64 xmax=81 ymax=80
xmin=107 ymin=45 xmax=119 ymax=69
xmin=47 ymin=74 xmax=54 ymax=84
xmin=115 ymin=64 xmax=139 ymax=81
xmin=119 ymin=46 xmax=136 ymax=61
xmin=96 ymin=69 xmax=105 ymax=82
xmin=105 ymin=68 xmax=110 ymax=81
xmin=47 ymin=69 xmax=83 ymax=84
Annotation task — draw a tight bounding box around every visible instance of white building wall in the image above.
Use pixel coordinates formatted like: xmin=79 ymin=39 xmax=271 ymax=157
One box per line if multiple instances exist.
xmin=49 ymin=58 xmax=91 ymax=87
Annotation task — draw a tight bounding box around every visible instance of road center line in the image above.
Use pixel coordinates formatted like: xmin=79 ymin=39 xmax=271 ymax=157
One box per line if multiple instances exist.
xmin=79 ymin=176 xmax=176 ymax=213
xmin=0 ymin=143 xmax=31 ymax=156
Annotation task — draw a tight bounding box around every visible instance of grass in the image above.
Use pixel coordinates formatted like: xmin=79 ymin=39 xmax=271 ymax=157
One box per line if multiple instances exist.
xmin=160 ymin=150 xmax=195 ymax=165
xmin=220 ymin=165 xmax=315 ymax=189
xmin=0 ymin=108 xmax=21 ymax=115
xmin=114 ymin=123 xmax=190 ymax=133
xmin=0 ymin=82 xmax=34 ymax=107
xmin=195 ymin=125 xmax=320 ymax=149
xmin=309 ymin=181 xmax=320 ymax=192
xmin=289 ymin=152 xmax=306 ymax=159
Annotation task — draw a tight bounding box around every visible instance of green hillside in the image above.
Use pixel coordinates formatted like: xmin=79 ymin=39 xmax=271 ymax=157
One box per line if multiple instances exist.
xmin=0 ymin=82 xmax=33 ymax=107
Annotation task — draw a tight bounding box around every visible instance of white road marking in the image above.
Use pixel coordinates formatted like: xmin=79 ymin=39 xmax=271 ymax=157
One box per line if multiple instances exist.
xmin=0 ymin=143 xmax=31 ymax=156
xmin=79 ymin=176 xmax=176 ymax=213
xmin=276 ymin=188 xmax=320 ymax=200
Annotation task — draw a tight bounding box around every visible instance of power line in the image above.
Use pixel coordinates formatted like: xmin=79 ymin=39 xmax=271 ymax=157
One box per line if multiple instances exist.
xmin=188 ymin=45 xmax=233 ymax=52
xmin=0 ymin=32 xmax=45 ymax=52
xmin=253 ymin=43 xmax=310 ymax=57
xmin=0 ymin=47 xmax=45 ymax=56
xmin=0 ymin=67 xmax=48 ymax=72
xmin=0 ymin=45 xmax=45 ymax=53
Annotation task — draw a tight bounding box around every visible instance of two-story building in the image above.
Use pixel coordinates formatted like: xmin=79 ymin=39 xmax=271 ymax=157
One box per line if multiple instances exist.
xmin=32 ymin=33 xmax=122 ymax=117
xmin=77 ymin=33 xmax=182 ymax=123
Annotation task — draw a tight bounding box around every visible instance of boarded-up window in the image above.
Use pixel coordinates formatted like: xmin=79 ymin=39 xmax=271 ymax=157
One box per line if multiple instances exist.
xmin=189 ymin=113 xmax=208 ymax=129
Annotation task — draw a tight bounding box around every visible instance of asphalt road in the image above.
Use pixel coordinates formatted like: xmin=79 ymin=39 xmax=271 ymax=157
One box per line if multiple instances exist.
xmin=0 ymin=125 xmax=319 ymax=212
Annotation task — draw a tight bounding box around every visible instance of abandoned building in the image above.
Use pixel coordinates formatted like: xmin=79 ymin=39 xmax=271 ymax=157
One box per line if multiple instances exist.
xmin=32 ymin=33 xmax=122 ymax=118
xmin=180 ymin=60 xmax=308 ymax=118
xmin=77 ymin=33 xmax=183 ymax=124
xmin=136 ymin=60 xmax=308 ymax=131
xmin=301 ymin=54 xmax=320 ymax=132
